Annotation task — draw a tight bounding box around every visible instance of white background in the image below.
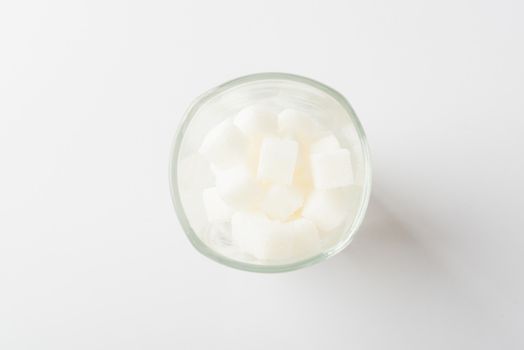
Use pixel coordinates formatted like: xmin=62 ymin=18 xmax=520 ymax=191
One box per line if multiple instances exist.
xmin=1 ymin=0 xmax=523 ymax=349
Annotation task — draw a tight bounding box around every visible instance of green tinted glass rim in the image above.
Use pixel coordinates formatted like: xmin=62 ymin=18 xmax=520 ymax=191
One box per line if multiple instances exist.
xmin=169 ymin=72 xmax=372 ymax=273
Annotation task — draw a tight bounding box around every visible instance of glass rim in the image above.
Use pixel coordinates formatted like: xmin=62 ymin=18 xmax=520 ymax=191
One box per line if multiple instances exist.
xmin=169 ymin=72 xmax=372 ymax=273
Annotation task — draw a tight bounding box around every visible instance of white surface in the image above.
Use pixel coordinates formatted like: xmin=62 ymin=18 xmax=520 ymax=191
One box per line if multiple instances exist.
xmin=0 ymin=0 xmax=523 ymax=349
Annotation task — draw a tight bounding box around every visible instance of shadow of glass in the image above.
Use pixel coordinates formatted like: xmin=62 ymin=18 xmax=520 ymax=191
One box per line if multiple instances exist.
xmin=289 ymin=195 xmax=451 ymax=292
xmin=320 ymin=195 xmax=448 ymax=287
xmin=283 ymin=194 xmax=502 ymax=348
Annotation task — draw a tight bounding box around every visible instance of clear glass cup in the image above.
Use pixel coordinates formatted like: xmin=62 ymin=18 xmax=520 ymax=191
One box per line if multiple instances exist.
xmin=169 ymin=73 xmax=372 ymax=272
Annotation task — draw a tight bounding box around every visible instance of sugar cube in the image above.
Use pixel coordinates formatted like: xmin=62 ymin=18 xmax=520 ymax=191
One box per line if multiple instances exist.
xmin=198 ymin=118 xmax=247 ymax=168
xmin=278 ymin=108 xmax=321 ymax=142
xmin=302 ymin=188 xmax=353 ymax=231
xmin=310 ymin=134 xmax=340 ymax=154
xmin=231 ymin=213 xmax=321 ymax=261
xmin=234 ymin=106 xmax=277 ymax=136
xmin=215 ymin=165 xmax=262 ymax=210
xmin=179 ymin=188 xmax=208 ymax=235
xmin=202 ymin=187 xmax=234 ymax=223
xmin=231 ymin=211 xmax=271 ymax=257
xmin=257 ymin=220 xmax=318 ymax=261
xmin=310 ymin=149 xmax=354 ymax=189
xmin=177 ymin=154 xmax=215 ymax=191
xmin=177 ymin=154 xmax=215 ymax=235
xmin=292 ymin=143 xmax=313 ymax=190
xmin=288 ymin=218 xmax=321 ymax=258
xmin=261 ymin=185 xmax=304 ymax=220
xmin=257 ymin=137 xmax=298 ymax=185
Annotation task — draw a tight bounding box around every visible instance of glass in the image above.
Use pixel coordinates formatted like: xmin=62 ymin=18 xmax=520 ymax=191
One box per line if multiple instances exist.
xmin=169 ymin=73 xmax=372 ymax=272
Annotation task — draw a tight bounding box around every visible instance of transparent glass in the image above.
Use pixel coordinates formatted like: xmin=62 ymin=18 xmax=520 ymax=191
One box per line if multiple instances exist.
xmin=169 ymin=73 xmax=372 ymax=272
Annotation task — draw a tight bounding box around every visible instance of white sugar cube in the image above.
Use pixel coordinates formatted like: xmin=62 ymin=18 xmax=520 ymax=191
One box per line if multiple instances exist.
xmin=302 ymin=188 xmax=352 ymax=231
xmin=259 ymin=220 xmax=320 ymax=261
xmin=340 ymin=125 xmax=366 ymax=185
xmin=215 ymin=165 xmax=262 ymax=210
xmin=292 ymin=144 xmax=313 ymax=190
xmin=234 ymin=106 xmax=277 ymax=136
xmin=177 ymin=154 xmax=215 ymax=236
xmin=244 ymin=141 xmax=260 ymax=174
xmin=231 ymin=211 xmax=272 ymax=257
xmin=202 ymin=187 xmax=234 ymax=223
xmin=206 ymin=222 xmax=234 ymax=253
xmin=310 ymin=134 xmax=340 ymax=154
xmin=278 ymin=108 xmax=321 ymax=142
xmin=288 ymin=218 xmax=321 ymax=258
xmin=198 ymin=118 xmax=247 ymax=168
xmin=179 ymin=188 xmax=208 ymax=235
xmin=310 ymin=149 xmax=354 ymax=189
xmin=261 ymin=185 xmax=304 ymax=220
xmin=257 ymin=137 xmax=298 ymax=185
xmin=177 ymin=154 xmax=215 ymax=191
xmin=231 ymin=213 xmax=321 ymax=261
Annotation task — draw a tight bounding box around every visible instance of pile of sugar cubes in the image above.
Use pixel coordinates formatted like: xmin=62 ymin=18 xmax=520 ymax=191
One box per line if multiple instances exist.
xmin=197 ymin=105 xmax=356 ymax=262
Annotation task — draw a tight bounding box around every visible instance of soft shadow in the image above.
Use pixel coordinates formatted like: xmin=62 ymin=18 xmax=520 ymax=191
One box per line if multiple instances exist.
xmin=342 ymin=195 xmax=431 ymax=267
xmin=289 ymin=194 xmax=501 ymax=343
xmin=298 ymin=195 xmax=451 ymax=290
xmin=286 ymin=195 xmax=501 ymax=347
